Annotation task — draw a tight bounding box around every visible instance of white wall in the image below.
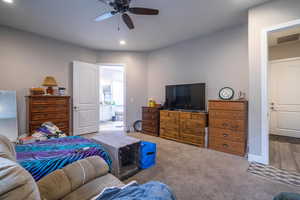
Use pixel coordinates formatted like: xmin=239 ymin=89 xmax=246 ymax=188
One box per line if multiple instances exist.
xmin=96 ymin=51 xmax=148 ymax=130
xmin=249 ymin=0 xmax=300 ymax=155
xmin=147 ymin=25 xmax=249 ymax=109
xmin=0 ymin=26 xmax=98 ymax=135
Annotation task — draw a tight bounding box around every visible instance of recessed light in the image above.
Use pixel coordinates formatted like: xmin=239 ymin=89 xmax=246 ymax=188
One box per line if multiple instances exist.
xmin=120 ymin=40 xmax=126 ymax=45
xmin=2 ymin=0 xmax=13 ymax=4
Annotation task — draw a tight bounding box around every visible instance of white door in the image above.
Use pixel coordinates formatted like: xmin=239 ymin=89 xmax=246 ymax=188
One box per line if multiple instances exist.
xmin=73 ymin=61 xmax=99 ymax=135
xmin=269 ymin=58 xmax=300 ymax=138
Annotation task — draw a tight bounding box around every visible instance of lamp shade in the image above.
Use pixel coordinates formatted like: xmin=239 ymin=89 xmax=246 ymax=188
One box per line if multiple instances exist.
xmin=42 ymin=76 xmax=58 ymax=87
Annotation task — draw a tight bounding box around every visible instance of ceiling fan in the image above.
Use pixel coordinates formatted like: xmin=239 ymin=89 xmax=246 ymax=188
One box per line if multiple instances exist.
xmin=94 ymin=0 xmax=159 ymax=30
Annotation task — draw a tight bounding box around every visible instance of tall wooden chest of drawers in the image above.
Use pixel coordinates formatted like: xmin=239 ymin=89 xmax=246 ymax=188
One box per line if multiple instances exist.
xmin=142 ymin=107 xmax=160 ymax=136
xmin=208 ymin=100 xmax=248 ymax=156
xmin=26 ymin=96 xmax=70 ymax=135
xmin=160 ymin=110 xmax=207 ymax=147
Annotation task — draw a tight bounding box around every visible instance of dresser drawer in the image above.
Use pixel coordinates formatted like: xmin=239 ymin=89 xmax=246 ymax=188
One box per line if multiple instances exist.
xmin=160 ymin=116 xmax=179 ymax=126
xmin=160 ymin=111 xmax=179 ymax=118
xmin=160 ymin=110 xmax=169 ymax=117
xmin=209 ymin=128 xmax=245 ymax=143
xmin=209 ymin=138 xmax=245 ymax=156
xmin=142 ymin=120 xmax=157 ymax=127
xmin=180 ymin=112 xmax=207 ymax=120
xmin=31 ymin=104 xmax=68 ymax=113
xmin=160 ymin=128 xmax=179 ymax=139
xmin=142 ymin=125 xmax=157 ymax=133
xmin=142 ymin=107 xmax=159 ymax=113
xmin=209 ymin=118 xmax=245 ymax=131
xmin=31 ymin=112 xmax=68 ymax=121
xmin=180 ymin=121 xmax=205 ymax=136
xmin=160 ymin=124 xmax=179 ymax=132
xmin=142 ymin=112 xmax=158 ymax=120
xmin=181 ymin=134 xmax=204 ymax=145
xmin=31 ymin=98 xmax=68 ymax=106
xmin=209 ymin=110 xmax=245 ymax=120
xmin=209 ymin=101 xmax=246 ymax=111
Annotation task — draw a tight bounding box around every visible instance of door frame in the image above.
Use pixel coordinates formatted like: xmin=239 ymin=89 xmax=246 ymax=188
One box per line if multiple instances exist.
xmin=259 ymin=19 xmax=300 ymax=165
xmin=98 ymin=63 xmax=127 ymax=131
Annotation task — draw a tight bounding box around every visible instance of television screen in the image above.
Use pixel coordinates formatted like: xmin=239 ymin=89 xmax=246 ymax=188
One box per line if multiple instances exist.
xmin=165 ymin=83 xmax=206 ymax=111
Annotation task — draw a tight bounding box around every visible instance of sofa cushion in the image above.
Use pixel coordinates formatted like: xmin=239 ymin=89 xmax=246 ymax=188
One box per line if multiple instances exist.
xmin=0 ymin=157 xmax=41 ymax=200
xmin=38 ymin=156 xmax=110 ymax=200
xmin=0 ymin=135 xmax=16 ymax=161
xmin=62 ymin=174 xmax=124 ymax=200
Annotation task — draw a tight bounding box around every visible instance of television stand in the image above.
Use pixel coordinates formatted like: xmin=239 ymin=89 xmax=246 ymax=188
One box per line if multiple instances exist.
xmin=160 ymin=110 xmax=208 ymax=147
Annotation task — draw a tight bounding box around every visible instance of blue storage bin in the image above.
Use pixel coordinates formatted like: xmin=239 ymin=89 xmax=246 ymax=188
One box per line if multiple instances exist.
xmin=140 ymin=141 xmax=156 ymax=169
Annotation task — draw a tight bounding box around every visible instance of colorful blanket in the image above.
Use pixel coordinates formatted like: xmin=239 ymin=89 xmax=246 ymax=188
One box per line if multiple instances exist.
xmin=16 ymin=136 xmax=112 ymax=181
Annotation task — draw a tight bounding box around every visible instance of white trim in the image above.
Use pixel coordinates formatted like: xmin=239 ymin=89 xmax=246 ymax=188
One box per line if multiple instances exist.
xmin=257 ymin=18 xmax=300 ymax=165
xmin=97 ymin=63 xmax=127 ymax=132
xmin=269 ymin=57 xmax=300 ymax=64
xmin=248 ymin=154 xmax=267 ymax=164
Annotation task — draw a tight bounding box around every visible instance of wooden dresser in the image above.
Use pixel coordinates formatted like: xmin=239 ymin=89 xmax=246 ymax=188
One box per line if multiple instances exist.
xmin=142 ymin=107 xmax=160 ymax=136
xmin=160 ymin=110 xmax=207 ymax=147
xmin=26 ymin=96 xmax=70 ymax=135
xmin=208 ymin=100 xmax=248 ymax=156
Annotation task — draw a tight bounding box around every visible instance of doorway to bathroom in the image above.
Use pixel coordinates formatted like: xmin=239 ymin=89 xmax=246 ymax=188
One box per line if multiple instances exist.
xmin=99 ymin=64 xmax=125 ymax=132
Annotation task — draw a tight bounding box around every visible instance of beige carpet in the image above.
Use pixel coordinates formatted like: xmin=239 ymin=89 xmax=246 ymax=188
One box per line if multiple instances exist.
xmin=120 ymin=132 xmax=299 ymax=200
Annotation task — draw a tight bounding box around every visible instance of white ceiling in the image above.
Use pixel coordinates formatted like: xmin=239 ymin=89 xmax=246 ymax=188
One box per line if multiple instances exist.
xmin=0 ymin=0 xmax=271 ymax=51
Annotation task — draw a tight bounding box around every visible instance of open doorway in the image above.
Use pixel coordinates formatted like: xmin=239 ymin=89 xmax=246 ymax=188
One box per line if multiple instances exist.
xmin=99 ymin=64 xmax=125 ymax=132
xmin=265 ymin=23 xmax=300 ymax=172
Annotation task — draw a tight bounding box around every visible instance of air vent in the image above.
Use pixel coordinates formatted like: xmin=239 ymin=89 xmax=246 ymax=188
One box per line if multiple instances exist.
xmin=277 ymin=34 xmax=300 ymax=44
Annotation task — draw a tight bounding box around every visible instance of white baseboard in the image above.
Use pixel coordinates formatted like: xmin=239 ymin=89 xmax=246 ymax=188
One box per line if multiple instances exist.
xmin=248 ymin=154 xmax=268 ymax=165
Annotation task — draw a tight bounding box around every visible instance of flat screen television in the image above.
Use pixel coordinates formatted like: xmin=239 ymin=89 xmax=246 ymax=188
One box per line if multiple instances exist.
xmin=165 ymin=83 xmax=206 ymax=111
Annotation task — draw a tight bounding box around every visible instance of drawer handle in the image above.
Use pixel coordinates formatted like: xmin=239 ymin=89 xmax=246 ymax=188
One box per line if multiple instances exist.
xmin=223 ymin=144 xmax=229 ymax=148
xmin=222 ymin=123 xmax=228 ymax=127
xmin=223 ymin=134 xmax=229 ymax=137
xmin=231 ymin=125 xmax=239 ymax=129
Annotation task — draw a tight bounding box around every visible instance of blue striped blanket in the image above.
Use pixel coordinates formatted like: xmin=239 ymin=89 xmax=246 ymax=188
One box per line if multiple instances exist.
xmin=16 ymin=136 xmax=111 ymax=181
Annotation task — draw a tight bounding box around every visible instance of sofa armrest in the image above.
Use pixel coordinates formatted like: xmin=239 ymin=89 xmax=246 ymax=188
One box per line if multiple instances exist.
xmin=37 ymin=156 xmax=109 ymax=200
xmin=0 ymin=157 xmax=41 ymax=200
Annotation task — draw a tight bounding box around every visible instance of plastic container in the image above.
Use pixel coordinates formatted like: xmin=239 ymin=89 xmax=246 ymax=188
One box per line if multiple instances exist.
xmin=140 ymin=141 xmax=157 ymax=169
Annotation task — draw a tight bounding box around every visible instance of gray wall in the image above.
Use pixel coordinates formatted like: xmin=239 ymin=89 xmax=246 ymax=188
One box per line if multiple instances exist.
xmin=96 ymin=51 xmax=148 ymax=130
xmin=0 ymin=26 xmax=149 ymax=135
xmin=147 ymin=25 xmax=249 ymax=109
xmin=249 ymin=0 xmax=300 ymax=155
xmin=0 ymin=26 xmax=98 ymax=135
xmin=269 ymin=41 xmax=300 ymax=60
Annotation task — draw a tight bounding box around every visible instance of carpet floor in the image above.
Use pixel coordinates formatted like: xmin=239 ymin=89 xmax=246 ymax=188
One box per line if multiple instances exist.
xmin=121 ymin=132 xmax=299 ymax=200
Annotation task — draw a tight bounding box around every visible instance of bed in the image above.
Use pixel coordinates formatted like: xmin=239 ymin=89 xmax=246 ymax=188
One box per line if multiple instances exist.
xmin=16 ymin=136 xmax=112 ymax=181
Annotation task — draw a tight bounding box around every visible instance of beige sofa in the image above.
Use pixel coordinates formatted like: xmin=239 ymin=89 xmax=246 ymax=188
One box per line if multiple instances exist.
xmin=0 ymin=135 xmax=124 ymax=200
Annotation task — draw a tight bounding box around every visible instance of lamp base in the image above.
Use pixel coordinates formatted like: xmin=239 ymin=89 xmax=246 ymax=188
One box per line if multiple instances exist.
xmin=46 ymin=87 xmax=54 ymax=95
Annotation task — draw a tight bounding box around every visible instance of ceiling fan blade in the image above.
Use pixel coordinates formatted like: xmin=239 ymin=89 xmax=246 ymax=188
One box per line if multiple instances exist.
xmin=98 ymin=0 xmax=111 ymax=5
xmin=94 ymin=11 xmax=116 ymax=22
xmin=129 ymin=7 xmax=159 ymax=15
xmin=122 ymin=13 xmax=135 ymax=30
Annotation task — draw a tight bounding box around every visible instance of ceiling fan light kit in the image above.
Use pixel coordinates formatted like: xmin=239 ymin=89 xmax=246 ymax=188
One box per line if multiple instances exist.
xmin=95 ymin=0 xmax=159 ymax=30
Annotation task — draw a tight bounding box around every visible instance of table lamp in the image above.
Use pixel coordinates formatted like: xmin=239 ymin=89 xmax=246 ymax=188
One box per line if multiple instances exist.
xmin=42 ymin=76 xmax=57 ymax=95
